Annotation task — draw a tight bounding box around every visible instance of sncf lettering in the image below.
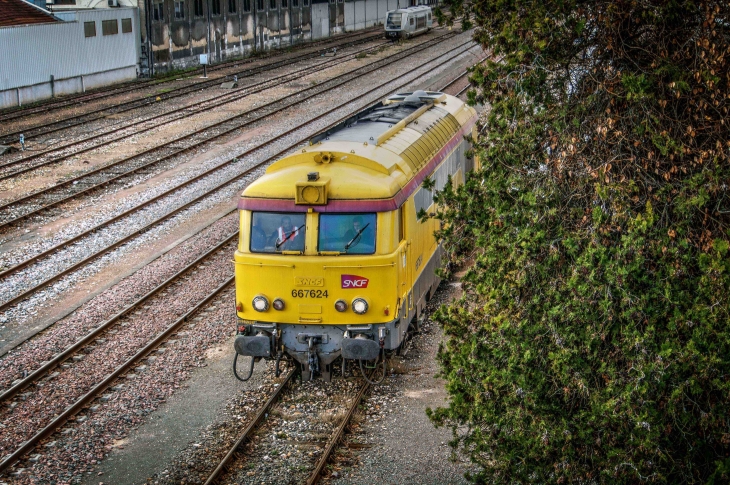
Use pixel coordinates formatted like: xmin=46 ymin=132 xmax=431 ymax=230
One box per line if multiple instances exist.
xmin=341 ymin=274 xmax=369 ymax=289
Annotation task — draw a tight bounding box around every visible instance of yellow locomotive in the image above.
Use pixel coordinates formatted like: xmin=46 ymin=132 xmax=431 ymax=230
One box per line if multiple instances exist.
xmin=233 ymin=90 xmax=478 ymax=381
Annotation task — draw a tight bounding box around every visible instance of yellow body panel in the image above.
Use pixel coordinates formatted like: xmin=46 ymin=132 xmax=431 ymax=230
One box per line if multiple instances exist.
xmin=235 ymin=94 xmax=477 ymax=329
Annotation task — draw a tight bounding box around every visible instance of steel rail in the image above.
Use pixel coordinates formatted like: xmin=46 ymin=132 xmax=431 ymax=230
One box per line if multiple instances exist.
xmin=0 ymin=27 xmax=384 ymax=125
xmin=0 ymin=233 xmax=238 ymax=403
xmin=0 ymin=31 xmax=386 ymax=145
xmin=0 ymin=275 xmax=236 ymax=475
xmin=306 ymin=377 xmax=372 ymax=485
xmin=0 ymin=33 xmax=462 ymax=230
xmin=0 ymin=39 xmax=392 ymax=178
xmin=0 ymin=39 xmax=477 ymax=315
xmin=202 ymin=368 xmax=298 ymax=485
xmin=456 ymin=83 xmax=471 ymax=98
xmin=441 ymin=69 xmax=469 ymax=91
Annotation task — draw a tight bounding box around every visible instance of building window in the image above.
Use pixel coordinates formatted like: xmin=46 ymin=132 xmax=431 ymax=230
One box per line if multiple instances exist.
xmin=228 ymin=0 xmax=236 ymax=12
xmin=121 ymin=17 xmax=133 ymax=32
xmin=269 ymin=0 xmax=275 ymax=9
xmin=211 ymin=0 xmax=220 ymax=15
xmin=152 ymin=1 xmax=164 ymax=21
xmin=243 ymin=0 xmax=250 ymax=11
xmin=174 ymin=1 xmax=185 ymax=18
xmin=256 ymin=0 xmax=263 ymax=10
xmin=292 ymin=0 xmax=297 ymax=6
xmin=303 ymin=0 xmax=308 ymax=6
xmin=84 ymin=21 xmax=96 ymax=37
xmin=102 ymin=19 xmax=119 ymax=35
xmin=194 ymin=0 xmax=204 ymax=16
xmin=281 ymin=0 xmax=286 ymax=7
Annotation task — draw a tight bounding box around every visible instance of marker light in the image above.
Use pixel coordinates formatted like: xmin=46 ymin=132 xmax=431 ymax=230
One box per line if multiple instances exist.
xmin=252 ymin=295 xmax=269 ymax=312
xmin=352 ymin=298 xmax=368 ymax=315
xmin=273 ymin=298 xmax=285 ymax=311
xmin=236 ymin=302 xmax=244 ymax=312
xmin=334 ymin=299 xmax=348 ymax=312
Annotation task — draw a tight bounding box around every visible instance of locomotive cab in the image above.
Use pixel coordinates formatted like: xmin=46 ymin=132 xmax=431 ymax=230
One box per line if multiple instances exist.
xmin=233 ymin=91 xmax=478 ymax=381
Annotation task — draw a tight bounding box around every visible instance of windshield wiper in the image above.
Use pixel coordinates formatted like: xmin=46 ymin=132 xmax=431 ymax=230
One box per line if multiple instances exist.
xmin=344 ymin=223 xmax=370 ymax=251
xmin=275 ymin=224 xmax=305 ymax=250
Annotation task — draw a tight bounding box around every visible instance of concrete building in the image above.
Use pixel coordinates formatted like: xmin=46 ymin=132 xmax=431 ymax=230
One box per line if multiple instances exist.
xmin=0 ymin=1 xmax=140 ymax=108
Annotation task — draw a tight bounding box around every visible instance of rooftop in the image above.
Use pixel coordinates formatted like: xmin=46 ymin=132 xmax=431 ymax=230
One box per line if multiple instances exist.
xmin=0 ymin=0 xmax=58 ymax=28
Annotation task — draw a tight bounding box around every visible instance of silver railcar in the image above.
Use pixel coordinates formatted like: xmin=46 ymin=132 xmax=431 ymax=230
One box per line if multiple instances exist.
xmin=384 ymin=6 xmax=433 ymax=39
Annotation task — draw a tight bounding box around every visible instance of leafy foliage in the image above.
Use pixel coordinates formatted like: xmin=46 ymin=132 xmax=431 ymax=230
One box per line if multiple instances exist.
xmin=428 ymin=1 xmax=730 ymax=483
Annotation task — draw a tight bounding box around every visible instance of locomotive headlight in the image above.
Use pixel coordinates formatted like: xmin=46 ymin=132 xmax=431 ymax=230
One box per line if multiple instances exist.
xmin=272 ymin=298 xmax=285 ymax=311
xmin=252 ymin=295 xmax=269 ymax=312
xmin=352 ymin=298 xmax=368 ymax=315
xmin=334 ymin=299 xmax=348 ymax=312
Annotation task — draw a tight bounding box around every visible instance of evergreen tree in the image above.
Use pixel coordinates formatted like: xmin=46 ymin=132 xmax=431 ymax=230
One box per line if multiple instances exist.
xmin=428 ymin=1 xmax=730 ymax=483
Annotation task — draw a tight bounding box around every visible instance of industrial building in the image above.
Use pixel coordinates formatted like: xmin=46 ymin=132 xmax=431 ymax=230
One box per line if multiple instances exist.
xmin=0 ymin=0 xmax=140 ymax=108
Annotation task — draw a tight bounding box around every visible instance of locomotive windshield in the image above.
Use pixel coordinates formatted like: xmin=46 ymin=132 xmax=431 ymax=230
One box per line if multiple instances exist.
xmin=318 ymin=213 xmax=376 ymax=254
xmin=386 ymin=12 xmax=402 ymax=28
xmin=250 ymin=212 xmax=306 ymax=253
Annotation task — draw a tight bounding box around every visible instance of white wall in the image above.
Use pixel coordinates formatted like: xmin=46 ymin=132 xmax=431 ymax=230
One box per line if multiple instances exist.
xmin=344 ymin=0 xmax=407 ymax=32
xmin=0 ymin=8 xmax=140 ymax=106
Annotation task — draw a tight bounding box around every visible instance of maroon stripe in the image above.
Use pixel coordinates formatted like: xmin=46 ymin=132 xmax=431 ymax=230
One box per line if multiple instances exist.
xmin=238 ymin=115 xmax=477 ymax=213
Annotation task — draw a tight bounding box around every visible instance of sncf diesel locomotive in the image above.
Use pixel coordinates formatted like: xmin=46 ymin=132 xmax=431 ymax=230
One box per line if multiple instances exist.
xmin=233 ymin=90 xmax=478 ymax=381
xmin=384 ymin=6 xmax=433 ymax=39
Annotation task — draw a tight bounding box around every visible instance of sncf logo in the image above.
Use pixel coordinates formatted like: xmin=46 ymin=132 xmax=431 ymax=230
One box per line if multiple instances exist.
xmin=341 ymin=274 xmax=369 ymax=289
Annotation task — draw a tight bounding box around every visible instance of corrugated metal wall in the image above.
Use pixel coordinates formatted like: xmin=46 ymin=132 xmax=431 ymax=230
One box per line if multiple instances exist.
xmin=0 ymin=8 xmax=140 ymax=91
xmin=344 ymin=0 xmax=408 ymax=31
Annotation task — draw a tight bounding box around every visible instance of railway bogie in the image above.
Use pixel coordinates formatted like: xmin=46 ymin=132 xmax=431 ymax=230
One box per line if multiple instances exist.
xmin=233 ymin=90 xmax=478 ymax=381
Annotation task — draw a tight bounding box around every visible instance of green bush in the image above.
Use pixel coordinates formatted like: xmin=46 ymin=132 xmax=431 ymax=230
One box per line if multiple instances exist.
xmin=428 ymin=1 xmax=730 ymax=483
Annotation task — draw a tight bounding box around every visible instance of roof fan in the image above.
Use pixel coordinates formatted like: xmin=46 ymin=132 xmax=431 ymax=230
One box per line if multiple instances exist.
xmin=386 ymin=90 xmax=445 ymax=104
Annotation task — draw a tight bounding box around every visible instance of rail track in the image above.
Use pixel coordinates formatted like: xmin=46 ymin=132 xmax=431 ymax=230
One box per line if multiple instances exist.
xmin=0 ymin=33 xmax=460 ymax=231
xmin=0 ymin=38 xmax=393 ymax=179
xmin=0 ymin=27 xmax=384 ymax=127
xmin=0 ymin=43 xmax=479 ymax=479
xmin=0 ymin=30 xmax=386 ymax=146
xmin=201 ymin=368 xmax=370 ymax=485
xmin=202 ymin=368 xmax=299 ymax=484
xmin=0 ymin=38 xmax=478 ymax=320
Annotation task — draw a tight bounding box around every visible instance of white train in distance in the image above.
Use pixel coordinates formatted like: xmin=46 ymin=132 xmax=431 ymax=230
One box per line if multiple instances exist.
xmin=384 ymin=6 xmax=433 ymax=39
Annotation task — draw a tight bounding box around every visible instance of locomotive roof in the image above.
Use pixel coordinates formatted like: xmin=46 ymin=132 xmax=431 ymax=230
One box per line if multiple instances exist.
xmin=386 ymin=6 xmax=431 ymax=14
xmin=239 ymin=91 xmax=477 ymax=213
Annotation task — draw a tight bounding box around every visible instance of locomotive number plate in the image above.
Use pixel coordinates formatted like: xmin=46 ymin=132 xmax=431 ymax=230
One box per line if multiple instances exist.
xmin=291 ymin=289 xmax=329 ymax=298
xmin=295 ymin=276 xmax=324 ymax=287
